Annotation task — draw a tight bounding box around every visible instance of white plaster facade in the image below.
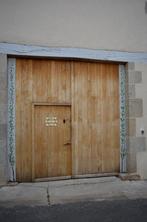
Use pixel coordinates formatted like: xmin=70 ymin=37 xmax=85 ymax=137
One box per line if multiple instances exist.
xmin=0 ymin=0 xmax=147 ymax=52
xmin=0 ymin=0 xmax=147 ymax=182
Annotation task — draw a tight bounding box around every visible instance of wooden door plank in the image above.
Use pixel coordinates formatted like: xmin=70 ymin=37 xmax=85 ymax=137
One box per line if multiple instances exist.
xmin=16 ymin=59 xmax=33 ymax=181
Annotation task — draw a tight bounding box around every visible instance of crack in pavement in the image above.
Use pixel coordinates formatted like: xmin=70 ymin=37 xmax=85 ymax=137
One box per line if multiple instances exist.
xmin=47 ymin=185 xmax=50 ymax=206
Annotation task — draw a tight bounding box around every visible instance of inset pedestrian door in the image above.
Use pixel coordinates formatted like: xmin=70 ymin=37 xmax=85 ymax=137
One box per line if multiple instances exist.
xmin=33 ymin=105 xmax=71 ymax=180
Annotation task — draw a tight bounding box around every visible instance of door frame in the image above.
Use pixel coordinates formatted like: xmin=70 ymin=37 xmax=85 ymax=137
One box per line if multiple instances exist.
xmin=7 ymin=58 xmax=127 ymax=181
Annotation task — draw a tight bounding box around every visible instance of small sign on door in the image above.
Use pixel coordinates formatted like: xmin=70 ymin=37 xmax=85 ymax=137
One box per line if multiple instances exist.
xmin=45 ymin=116 xmax=58 ymax=126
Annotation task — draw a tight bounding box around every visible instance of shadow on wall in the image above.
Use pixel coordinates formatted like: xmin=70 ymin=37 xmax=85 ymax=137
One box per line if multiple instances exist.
xmin=145 ymin=1 xmax=147 ymax=14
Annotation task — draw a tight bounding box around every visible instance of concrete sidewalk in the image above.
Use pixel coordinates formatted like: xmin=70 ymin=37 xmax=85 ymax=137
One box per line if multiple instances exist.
xmin=0 ymin=177 xmax=147 ymax=206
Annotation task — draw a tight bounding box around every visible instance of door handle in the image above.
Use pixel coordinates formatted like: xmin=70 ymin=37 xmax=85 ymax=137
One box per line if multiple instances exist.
xmin=64 ymin=142 xmax=71 ymax=146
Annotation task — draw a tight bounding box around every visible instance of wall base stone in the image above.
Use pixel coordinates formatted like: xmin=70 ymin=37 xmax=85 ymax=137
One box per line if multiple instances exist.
xmin=137 ymin=151 xmax=147 ymax=179
xmin=127 ymin=62 xmax=146 ymax=173
xmin=127 ymin=137 xmax=146 ymax=172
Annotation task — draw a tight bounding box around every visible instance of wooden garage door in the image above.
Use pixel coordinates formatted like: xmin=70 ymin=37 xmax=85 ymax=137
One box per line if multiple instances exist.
xmin=16 ymin=59 xmax=120 ymax=182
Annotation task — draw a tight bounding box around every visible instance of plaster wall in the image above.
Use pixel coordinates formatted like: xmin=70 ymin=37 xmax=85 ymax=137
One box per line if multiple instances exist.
xmin=1 ymin=0 xmax=147 ymax=181
xmin=0 ymin=0 xmax=147 ymax=52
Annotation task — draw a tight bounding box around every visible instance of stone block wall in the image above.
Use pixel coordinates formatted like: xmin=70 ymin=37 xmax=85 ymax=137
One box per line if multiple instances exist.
xmin=0 ymin=54 xmax=8 ymax=184
xmin=127 ymin=63 xmax=146 ymax=172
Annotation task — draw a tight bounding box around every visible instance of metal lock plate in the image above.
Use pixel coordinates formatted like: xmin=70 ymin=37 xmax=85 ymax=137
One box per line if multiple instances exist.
xmin=45 ymin=116 xmax=58 ymax=127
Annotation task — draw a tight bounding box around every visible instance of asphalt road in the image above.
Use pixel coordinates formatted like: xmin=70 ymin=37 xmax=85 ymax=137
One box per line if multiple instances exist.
xmin=0 ymin=199 xmax=147 ymax=222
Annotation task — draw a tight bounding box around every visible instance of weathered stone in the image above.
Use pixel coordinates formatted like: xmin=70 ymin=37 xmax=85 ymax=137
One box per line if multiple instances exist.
xmin=137 ymin=151 xmax=147 ymax=179
xmin=0 ymin=127 xmax=7 ymax=168
xmin=0 ymin=149 xmax=7 ymax=165
xmin=128 ymin=84 xmax=135 ymax=98
xmin=0 ymin=106 xmax=7 ymax=124
xmin=129 ymin=136 xmax=146 ymax=152
xmin=127 ymin=137 xmax=146 ymax=172
xmin=129 ymin=99 xmax=143 ymax=118
xmin=0 ymin=90 xmax=7 ymax=105
xmin=125 ymin=101 xmax=129 ymax=118
xmin=128 ymin=71 xmax=142 ymax=84
xmin=0 ymin=140 xmax=3 ymax=163
xmin=128 ymin=118 xmax=136 ymax=136
xmin=0 ymin=73 xmax=7 ymax=91
xmin=0 ymin=54 xmax=7 ymax=73
xmin=134 ymin=71 xmax=142 ymax=83
xmin=127 ymin=153 xmax=136 ymax=173
xmin=126 ymin=63 xmax=135 ymax=71
xmin=119 ymin=173 xmax=140 ymax=181
xmin=0 ymin=163 xmax=7 ymax=184
xmin=128 ymin=71 xmax=135 ymax=84
xmin=0 ymin=124 xmax=7 ymax=141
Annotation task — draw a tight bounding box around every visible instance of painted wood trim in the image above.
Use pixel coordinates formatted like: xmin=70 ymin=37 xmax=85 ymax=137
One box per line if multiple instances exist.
xmin=71 ymin=61 xmax=75 ymax=176
xmin=1 ymin=43 xmax=147 ymax=63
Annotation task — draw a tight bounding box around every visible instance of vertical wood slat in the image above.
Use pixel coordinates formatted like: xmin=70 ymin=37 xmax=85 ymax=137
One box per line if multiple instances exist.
xmin=16 ymin=60 xmax=22 ymax=181
xmin=31 ymin=103 xmax=35 ymax=181
xmin=16 ymin=59 xmax=33 ymax=181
